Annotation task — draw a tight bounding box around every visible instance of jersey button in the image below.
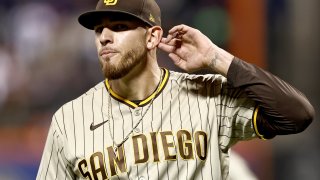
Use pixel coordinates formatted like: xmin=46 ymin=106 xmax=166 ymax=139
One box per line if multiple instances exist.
xmin=134 ymin=109 xmax=141 ymax=116
xmin=134 ymin=128 xmax=140 ymax=133
xmin=138 ymin=176 xmax=145 ymax=180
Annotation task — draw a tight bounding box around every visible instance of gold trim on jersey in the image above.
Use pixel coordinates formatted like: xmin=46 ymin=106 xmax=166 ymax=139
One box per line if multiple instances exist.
xmin=252 ymin=106 xmax=267 ymax=140
xmin=105 ymin=68 xmax=169 ymax=108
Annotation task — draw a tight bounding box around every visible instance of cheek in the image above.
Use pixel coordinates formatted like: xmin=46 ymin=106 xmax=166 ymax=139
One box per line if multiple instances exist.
xmin=116 ymin=32 xmax=146 ymax=50
xmin=94 ymin=37 xmax=101 ymax=53
xmin=116 ymin=35 xmax=129 ymax=50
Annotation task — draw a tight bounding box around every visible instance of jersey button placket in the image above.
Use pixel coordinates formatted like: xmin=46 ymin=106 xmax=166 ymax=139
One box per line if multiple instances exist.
xmin=133 ymin=107 xmax=142 ymax=133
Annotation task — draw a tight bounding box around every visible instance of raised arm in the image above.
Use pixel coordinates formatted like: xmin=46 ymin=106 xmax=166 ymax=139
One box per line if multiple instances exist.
xmin=158 ymin=24 xmax=315 ymax=138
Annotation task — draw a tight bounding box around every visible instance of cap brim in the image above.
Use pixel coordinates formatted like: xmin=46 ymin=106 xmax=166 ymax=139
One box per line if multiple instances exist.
xmin=78 ymin=10 xmax=153 ymax=30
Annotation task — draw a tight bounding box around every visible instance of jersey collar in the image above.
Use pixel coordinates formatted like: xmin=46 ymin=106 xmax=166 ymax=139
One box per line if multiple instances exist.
xmin=105 ymin=68 xmax=169 ymax=108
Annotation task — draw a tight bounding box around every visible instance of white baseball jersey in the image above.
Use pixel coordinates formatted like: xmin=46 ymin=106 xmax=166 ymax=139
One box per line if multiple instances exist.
xmin=37 ymin=68 xmax=258 ymax=180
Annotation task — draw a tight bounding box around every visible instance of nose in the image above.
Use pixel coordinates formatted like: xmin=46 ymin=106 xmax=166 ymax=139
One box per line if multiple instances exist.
xmin=99 ymin=27 xmax=113 ymax=46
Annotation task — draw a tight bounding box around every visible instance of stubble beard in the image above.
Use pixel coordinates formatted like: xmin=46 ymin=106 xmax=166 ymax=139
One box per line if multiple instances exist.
xmin=100 ymin=45 xmax=147 ymax=80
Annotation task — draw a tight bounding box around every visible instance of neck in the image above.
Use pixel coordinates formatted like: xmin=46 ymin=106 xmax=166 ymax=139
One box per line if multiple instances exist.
xmin=109 ymin=57 xmax=162 ymax=101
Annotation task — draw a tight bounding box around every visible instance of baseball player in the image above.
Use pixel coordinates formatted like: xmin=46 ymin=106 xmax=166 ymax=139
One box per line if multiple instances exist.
xmin=37 ymin=0 xmax=314 ymax=179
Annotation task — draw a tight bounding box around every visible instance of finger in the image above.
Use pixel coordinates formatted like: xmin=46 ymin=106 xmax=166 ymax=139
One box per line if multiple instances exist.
xmin=168 ymin=53 xmax=187 ymax=70
xmin=161 ymin=38 xmax=181 ymax=46
xmin=164 ymin=34 xmax=174 ymax=43
xmin=161 ymin=37 xmax=167 ymax=42
xmin=163 ymin=32 xmax=181 ymax=43
xmin=168 ymin=53 xmax=182 ymax=65
xmin=168 ymin=24 xmax=189 ymax=35
xmin=158 ymin=42 xmax=176 ymax=53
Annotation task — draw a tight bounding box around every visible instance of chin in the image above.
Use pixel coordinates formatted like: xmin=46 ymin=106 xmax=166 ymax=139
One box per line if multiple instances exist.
xmin=104 ymin=71 xmax=128 ymax=80
xmin=102 ymin=65 xmax=129 ymax=80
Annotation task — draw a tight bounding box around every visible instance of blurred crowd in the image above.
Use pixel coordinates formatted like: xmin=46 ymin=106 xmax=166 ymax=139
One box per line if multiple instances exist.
xmin=0 ymin=0 xmax=107 ymax=126
xmin=0 ymin=0 xmax=229 ymax=126
xmin=0 ymin=0 xmax=319 ymax=180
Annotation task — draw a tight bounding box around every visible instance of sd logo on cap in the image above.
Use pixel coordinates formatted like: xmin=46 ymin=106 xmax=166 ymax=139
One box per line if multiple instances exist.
xmin=104 ymin=0 xmax=117 ymax=6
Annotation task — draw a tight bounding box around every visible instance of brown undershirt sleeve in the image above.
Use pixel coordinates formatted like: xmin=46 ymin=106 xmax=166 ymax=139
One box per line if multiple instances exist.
xmin=227 ymin=57 xmax=315 ymax=139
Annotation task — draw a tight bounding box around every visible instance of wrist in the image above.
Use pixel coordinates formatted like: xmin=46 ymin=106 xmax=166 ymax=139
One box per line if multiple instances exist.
xmin=207 ymin=47 xmax=234 ymax=77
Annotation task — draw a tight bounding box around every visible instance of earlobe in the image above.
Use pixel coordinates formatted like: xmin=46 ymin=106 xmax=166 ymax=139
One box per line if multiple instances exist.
xmin=147 ymin=42 xmax=154 ymax=49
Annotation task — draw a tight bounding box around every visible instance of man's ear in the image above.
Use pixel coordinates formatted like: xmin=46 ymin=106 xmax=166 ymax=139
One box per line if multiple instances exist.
xmin=146 ymin=26 xmax=163 ymax=50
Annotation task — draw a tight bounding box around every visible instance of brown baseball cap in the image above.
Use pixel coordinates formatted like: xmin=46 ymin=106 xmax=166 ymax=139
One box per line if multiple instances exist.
xmin=78 ymin=0 xmax=161 ymax=30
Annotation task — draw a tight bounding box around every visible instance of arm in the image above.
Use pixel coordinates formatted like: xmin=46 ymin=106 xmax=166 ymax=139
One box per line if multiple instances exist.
xmin=228 ymin=58 xmax=314 ymax=139
xmin=158 ymin=24 xmax=314 ymax=138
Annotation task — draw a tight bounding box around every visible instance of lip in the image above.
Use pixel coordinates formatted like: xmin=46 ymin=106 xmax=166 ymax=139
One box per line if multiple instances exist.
xmin=99 ymin=48 xmax=118 ymax=58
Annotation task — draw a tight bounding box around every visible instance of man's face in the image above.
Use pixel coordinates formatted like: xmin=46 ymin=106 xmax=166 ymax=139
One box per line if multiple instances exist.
xmin=94 ymin=14 xmax=148 ymax=80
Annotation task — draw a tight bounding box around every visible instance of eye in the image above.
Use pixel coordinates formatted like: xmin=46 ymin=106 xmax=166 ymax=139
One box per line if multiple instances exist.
xmin=94 ymin=26 xmax=104 ymax=34
xmin=111 ymin=24 xmax=129 ymax=31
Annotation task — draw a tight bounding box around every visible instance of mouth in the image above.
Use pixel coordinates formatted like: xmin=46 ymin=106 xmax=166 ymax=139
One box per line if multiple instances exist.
xmin=99 ymin=49 xmax=118 ymax=59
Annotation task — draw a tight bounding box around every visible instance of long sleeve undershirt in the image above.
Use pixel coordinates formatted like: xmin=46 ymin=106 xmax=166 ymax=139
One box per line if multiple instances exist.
xmin=227 ymin=57 xmax=314 ymax=139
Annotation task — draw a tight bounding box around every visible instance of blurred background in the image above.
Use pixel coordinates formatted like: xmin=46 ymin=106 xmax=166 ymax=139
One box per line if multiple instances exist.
xmin=0 ymin=0 xmax=319 ymax=179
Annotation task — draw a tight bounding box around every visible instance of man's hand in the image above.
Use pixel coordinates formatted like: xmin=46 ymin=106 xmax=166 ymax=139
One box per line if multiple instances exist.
xmin=158 ymin=24 xmax=233 ymax=76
